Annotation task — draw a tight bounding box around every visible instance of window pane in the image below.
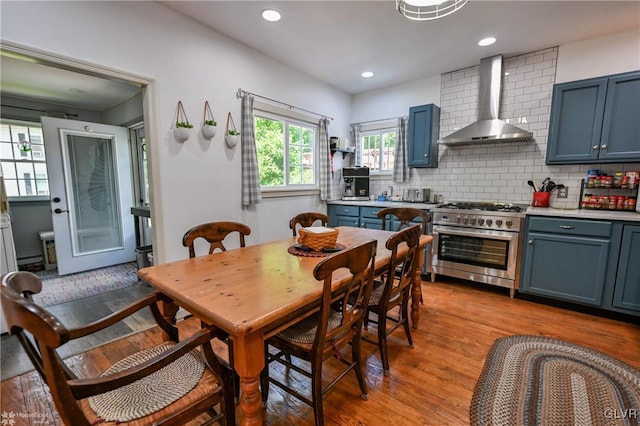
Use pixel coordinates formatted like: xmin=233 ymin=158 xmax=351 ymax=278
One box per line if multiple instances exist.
xmin=29 ymin=127 xmax=43 ymax=145
xmin=14 ymin=143 xmax=33 ymax=161
xmin=0 ymin=124 xmax=11 ymax=142
xmin=3 ymin=179 xmax=19 ymax=196
xmin=256 ymin=116 xmax=285 ymax=186
xmin=1 ymin=161 xmax=16 ymax=178
xmin=0 ymin=142 xmax=14 ymax=160
xmin=31 ymin=144 xmax=46 ymax=160
xmin=362 ymin=134 xmax=381 ymax=171
xmin=16 ymin=162 xmax=34 ymax=180
xmin=382 ymin=131 xmax=396 ymax=171
xmin=18 ymin=177 xmax=37 ymax=196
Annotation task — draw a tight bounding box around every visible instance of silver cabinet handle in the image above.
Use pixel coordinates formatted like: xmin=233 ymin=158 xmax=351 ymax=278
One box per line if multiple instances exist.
xmin=593 ymin=145 xmax=599 ymax=150
xmin=528 ymin=239 xmax=534 ymax=245
xmin=601 ymin=144 xmax=607 ymax=149
xmin=559 ymin=225 xmax=575 ymax=229
xmin=424 ymin=154 xmax=429 ymax=157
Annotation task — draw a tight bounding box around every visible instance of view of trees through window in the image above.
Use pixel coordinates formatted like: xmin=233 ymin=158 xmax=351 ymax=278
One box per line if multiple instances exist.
xmin=255 ymin=114 xmax=316 ymax=187
xmin=0 ymin=121 xmax=49 ymax=197
xmin=361 ymin=129 xmax=396 ymax=172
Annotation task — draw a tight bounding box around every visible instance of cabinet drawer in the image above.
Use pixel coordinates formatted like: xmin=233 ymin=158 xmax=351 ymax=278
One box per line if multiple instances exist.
xmin=329 ymin=205 xmax=359 ymax=217
xmin=527 ymin=217 xmax=612 ymax=238
xmin=360 ymin=206 xmax=385 ymax=219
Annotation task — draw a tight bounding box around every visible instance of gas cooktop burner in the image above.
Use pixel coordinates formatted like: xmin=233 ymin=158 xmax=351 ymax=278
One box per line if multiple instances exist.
xmin=436 ymin=202 xmax=525 ymax=213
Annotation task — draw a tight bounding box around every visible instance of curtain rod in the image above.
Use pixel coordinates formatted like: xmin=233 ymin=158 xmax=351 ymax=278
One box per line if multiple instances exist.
xmin=236 ymin=88 xmax=333 ymax=121
xmin=1 ymin=104 xmax=79 ymax=118
xmin=351 ymin=116 xmax=407 ymax=126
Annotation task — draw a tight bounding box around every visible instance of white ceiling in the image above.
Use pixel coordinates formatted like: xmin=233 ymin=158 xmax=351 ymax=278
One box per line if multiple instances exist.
xmin=1 ymin=1 xmax=638 ymax=110
xmin=163 ymin=1 xmax=640 ymax=94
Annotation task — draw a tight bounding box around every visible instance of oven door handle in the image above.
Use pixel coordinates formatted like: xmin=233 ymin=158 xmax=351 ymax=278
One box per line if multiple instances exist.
xmin=432 ymin=225 xmax=517 ymax=241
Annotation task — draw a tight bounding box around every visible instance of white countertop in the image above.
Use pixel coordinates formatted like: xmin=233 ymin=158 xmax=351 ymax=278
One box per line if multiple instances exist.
xmin=527 ymin=206 xmax=640 ymax=222
xmin=327 ymin=200 xmax=438 ymax=210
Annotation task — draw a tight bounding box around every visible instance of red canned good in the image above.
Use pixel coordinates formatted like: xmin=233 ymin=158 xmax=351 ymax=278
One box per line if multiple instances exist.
xmin=609 ymin=195 xmax=618 ymax=210
xmin=617 ymin=196 xmax=627 ymax=210
xmin=628 ymin=197 xmax=637 ymax=211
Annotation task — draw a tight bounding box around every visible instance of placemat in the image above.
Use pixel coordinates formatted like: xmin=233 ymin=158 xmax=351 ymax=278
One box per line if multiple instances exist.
xmin=288 ymin=243 xmax=346 ymax=257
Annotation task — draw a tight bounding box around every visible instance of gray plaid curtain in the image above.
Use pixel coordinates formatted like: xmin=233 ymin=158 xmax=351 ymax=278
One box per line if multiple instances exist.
xmin=393 ymin=117 xmax=409 ymax=183
xmin=241 ymin=94 xmax=262 ymax=206
xmin=350 ymin=124 xmax=362 ymax=166
xmin=318 ymin=118 xmax=331 ymax=201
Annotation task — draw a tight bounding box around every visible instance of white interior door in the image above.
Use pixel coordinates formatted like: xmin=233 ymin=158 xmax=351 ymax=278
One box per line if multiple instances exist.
xmin=41 ymin=117 xmax=135 ymax=275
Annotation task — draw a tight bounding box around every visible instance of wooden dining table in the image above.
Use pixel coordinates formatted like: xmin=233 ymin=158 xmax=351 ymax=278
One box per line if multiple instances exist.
xmin=138 ymin=226 xmax=432 ymax=425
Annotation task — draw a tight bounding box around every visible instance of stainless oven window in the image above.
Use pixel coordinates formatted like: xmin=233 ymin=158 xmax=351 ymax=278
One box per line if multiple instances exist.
xmin=437 ymin=234 xmax=509 ymax=270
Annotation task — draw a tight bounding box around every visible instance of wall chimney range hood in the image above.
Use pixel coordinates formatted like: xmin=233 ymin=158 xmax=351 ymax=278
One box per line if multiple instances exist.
xmin=440 ymin=55 xmax=534 ymax=146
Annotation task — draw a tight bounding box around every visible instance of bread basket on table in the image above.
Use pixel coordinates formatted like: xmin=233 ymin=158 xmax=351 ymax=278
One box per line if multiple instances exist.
xmin=297 ymin=227 xmax=339 ymax=251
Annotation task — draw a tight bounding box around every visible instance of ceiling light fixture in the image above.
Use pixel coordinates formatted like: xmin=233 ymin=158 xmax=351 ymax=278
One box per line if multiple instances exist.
xmin=361 ymin=71 xmax=374 ymax=78
xmin=396 ymin=0 xmax=469 ymax=21
xmin=478 ymin=37 xmax=496 ymax=46
xmin=261 ymin=9 xmax=281 ymax=22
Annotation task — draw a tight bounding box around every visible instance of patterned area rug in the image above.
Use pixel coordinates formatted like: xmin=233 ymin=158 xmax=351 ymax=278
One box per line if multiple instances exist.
xmin=32 ymin=262 xmax=139 ymax=307
xmin=471 ymin=335 xmax=640 ymax=426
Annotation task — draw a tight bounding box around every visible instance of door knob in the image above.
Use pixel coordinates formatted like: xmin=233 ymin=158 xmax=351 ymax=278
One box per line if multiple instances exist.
xmin=54 ymin=208 xmax=69 ymax=214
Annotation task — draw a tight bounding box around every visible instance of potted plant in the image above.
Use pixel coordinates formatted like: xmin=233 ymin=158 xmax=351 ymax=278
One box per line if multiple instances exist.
xmin=173 ymin=101 xmax=193 ymax=143
xmin=225 ymin=112 xmax=239 ymax=148
xmin=201 ymin=101 xmax=217 ymax=139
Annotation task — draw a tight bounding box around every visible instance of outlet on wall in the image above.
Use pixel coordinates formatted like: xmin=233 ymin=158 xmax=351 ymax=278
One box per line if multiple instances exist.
xmin=557 ymin=187 xmax=568 ymax=199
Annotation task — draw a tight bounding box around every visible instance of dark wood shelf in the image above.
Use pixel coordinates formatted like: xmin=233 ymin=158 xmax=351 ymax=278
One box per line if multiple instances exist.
xmin=330 ymin=148 xmax=354 ymax=159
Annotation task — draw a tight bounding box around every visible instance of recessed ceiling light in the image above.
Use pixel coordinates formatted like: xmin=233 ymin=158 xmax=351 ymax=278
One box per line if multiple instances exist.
xmin=478 ymin=37 xmax=496 ymax=47
xmin=261 ymin=9 xmax=281 ymax=22
xmin=361 ymin=71 xmax=375 ymax=78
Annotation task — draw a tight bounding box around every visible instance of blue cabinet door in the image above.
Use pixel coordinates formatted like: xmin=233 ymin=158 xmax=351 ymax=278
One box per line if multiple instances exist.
xmin=546 ymin=77 xmax=607 ymax=164
xmin=408 ymin=104 xmax=440 ymax=168
xmin=612 ymin=225 xmax=640 ymax=313
xmin=521 ymin=232 xmax=610 ymax=306
xmin=600 ymin=71 xmax=640 ymax=161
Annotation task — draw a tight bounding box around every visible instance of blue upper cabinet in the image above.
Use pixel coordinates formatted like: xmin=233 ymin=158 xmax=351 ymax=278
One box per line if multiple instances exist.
xmin=408 ymin=104 xmax=440 ymax=168
xmin=546 ymin=71 xmax=640 ymax=164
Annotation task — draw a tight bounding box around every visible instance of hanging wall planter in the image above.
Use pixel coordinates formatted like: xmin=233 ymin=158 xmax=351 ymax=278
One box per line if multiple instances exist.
xmin=173 ymin=100 xmax=193 ymax=143
xmin=225 ymin=112 xmax=239 ymax=148
xmin=201 ymin=100 xmax=217 ymax=140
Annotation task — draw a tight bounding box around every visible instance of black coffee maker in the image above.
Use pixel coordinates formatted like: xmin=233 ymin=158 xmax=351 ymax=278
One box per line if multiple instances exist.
xmin=342 ymin=167 xmax=370 ymax=200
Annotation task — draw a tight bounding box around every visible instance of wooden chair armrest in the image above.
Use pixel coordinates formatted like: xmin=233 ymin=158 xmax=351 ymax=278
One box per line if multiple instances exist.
xmin=68 ymin=326 xmax=215 ymax=399
xmin=67 ymin=293 xmax=174 ymax=340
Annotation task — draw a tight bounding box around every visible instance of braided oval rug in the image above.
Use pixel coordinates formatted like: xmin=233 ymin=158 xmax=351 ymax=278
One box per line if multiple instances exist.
xmin=470 ymin=335 xmax=640 ymax=426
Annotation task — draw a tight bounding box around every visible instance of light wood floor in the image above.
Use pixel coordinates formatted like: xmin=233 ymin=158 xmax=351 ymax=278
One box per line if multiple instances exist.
xmin=2 ymin=278 xmax=639 ymax=425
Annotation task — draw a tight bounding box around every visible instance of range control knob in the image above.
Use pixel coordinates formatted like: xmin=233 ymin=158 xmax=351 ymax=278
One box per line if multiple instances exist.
xmin=469 ymin=218 xmax=477 ymax=225
xmin=505 ymin=220 xmax=513 ymax=228
xmin=496 ymin=219 xmax=503 ymax=227
xmin=486 ymin=219 xmax=493 ymax=226
xmin=462 ymin=217 xmax=469 ymax=224
xmin=478 ymin=218 xmax=485 ymax=225
xmin=455 ymin=216 xmax=462 ymax=224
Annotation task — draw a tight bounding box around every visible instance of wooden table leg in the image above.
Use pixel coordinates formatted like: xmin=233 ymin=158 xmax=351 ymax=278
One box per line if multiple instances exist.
xmin=411 ymin=244 xmax=425 ymax=329
xmin=233 ymin=331 xmax=266 ymax=425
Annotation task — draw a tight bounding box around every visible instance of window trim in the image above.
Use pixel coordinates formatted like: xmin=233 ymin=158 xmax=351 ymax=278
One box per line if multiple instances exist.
xmin=254 ymin=107 xmax=320 ymax=195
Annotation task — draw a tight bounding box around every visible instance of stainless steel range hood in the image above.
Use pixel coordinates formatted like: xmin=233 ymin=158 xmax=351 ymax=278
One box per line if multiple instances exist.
xmin=440 ymin=55 xmax=534 ymax=146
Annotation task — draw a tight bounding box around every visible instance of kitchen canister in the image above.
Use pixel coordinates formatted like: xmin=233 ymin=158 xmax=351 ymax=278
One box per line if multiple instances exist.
xmin=532 ymin=192 xmax=551 ymax=207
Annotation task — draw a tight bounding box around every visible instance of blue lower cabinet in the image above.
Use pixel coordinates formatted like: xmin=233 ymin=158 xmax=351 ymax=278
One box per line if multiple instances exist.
xmin=612 ymin=225 xmax=640 ymax=313
xmin=521 ymin=232 xmax=609 ymax=306
xmin=328 ymin=205 xmax=359 ymax=227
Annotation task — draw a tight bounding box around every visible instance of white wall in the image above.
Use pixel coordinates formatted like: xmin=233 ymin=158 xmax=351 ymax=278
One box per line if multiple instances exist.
xmin=1 ymin=1 xmax=351 ymax=262
xmin=556 ymin=29 xmax=640 ymax=83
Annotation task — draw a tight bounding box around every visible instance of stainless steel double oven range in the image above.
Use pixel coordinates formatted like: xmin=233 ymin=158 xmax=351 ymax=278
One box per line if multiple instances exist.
xmin=431 ymin=202 xmax=527 ymax=297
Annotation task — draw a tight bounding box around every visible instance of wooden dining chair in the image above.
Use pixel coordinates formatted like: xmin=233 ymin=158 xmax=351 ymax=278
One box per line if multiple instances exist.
xmin=376 ymin=207 xmax=431 ymax=302
xmin=1 ymin=271 xmax=236 ymax=426
xmin=260 ymin=239 xmax=377 ymax=426
xmin=182 ymin=220 xmax=251 ymax=401
xmin=182 ymin=221 xmax=251 ymax=257
xmin=363 ymin=224 xmax=421 ymax=376
xmin=289 ymin=212 xmax=330 ymax=236
xmin=376 ymin=207 xmax=431 ymax=234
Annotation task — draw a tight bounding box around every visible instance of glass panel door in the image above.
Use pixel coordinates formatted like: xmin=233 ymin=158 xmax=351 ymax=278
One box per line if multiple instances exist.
xmin=63 ymin=132 xmax=123 ymax=255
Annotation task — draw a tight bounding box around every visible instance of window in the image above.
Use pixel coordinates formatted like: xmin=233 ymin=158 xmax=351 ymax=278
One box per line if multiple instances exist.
xmin=255 ymin=112 xmax=317 ymax=189
xmin=361 ymin=128 xmax=396 ymax=173
xmin=0 ymin=120 xmax=49 ymax=198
